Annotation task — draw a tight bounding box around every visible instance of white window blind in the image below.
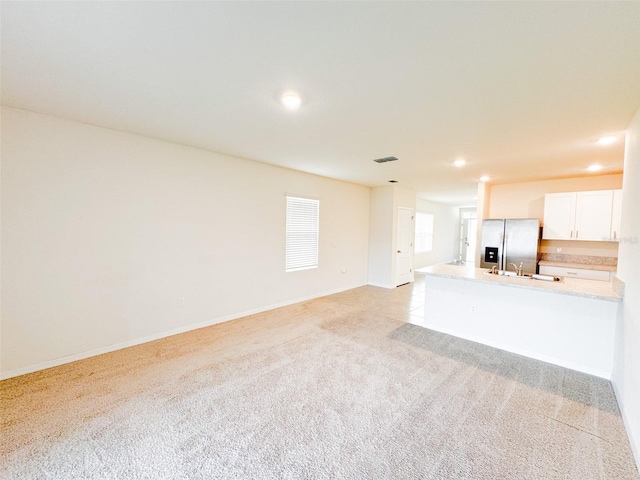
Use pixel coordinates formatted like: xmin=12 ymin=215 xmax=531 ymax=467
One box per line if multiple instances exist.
xmin=286 ymin=196 xmax=320 ymax=272
xmin=415 ymin=212 xmax=434 ymax=253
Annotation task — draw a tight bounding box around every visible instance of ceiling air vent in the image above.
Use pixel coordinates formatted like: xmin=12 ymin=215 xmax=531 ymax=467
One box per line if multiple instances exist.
xmin=373 ymin=156 xmax=398 ymax=164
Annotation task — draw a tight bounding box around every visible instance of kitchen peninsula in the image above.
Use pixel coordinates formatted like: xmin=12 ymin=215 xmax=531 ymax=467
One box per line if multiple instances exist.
xmin=421 ymin=264 xmax=622 ymax=379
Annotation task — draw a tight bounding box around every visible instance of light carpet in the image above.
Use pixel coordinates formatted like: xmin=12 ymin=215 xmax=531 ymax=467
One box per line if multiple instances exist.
xmin=1 ymin=284 xmax=638 ymax=479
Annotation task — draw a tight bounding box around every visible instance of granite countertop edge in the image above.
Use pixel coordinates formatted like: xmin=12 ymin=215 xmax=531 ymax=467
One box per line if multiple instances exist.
xmin=421 ymin=264 xmax=622 ymax=303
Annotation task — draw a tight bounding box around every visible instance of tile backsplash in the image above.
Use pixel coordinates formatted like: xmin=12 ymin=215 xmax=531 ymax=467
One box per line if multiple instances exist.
xmin=539 ymin=239 xmax=618 ymax=266
xmin=540 ymin=239 xmax=618 ymax=255
xmin=540 ymin=253 xmax=618 ymax=266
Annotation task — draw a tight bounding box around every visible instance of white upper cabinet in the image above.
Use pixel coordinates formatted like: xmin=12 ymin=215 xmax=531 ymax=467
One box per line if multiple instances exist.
xmin=543 ymin=189 xmax=617 ymax=241
xmin=574 ymin=190 xmax=614 ymax=241
xmin=610 ymin=189 xmax=623 ymax=242
xmin=542 ymin=192 xmax=577 ymax=240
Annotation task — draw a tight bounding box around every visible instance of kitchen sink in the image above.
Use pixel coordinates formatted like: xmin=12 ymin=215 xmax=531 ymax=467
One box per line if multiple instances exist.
xmin=484 ymin=270 xmax=560 ymax=282
xmin=484 ymin=270 xmax=526 ymax=277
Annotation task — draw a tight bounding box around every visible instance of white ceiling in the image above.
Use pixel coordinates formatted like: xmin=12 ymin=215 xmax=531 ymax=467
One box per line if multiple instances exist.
xmin=2 ymin=1 xmax=639 ymax=205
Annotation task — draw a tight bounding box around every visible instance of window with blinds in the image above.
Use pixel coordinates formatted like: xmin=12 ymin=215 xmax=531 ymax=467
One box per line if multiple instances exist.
xmin=285 ymin=195 xmax=320 ymax=272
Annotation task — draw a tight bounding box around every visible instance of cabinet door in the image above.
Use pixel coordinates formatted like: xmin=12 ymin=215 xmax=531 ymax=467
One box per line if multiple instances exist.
xmin=575 ymin=190 xmax=613 ymax=241
xmin=542 ymin=193 xmax=576 ymax=240
xmin=610 ymin=189 xmax=623 ymax=241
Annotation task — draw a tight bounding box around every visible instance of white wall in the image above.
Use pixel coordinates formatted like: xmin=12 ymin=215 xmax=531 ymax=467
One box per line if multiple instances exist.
xmin=367 ymin=185 xmax=416 ymax=288
xmin=612 ymin=106 xmax=640 ymax=467
xmin=0 ymin=107 xmax=370 ymax=378
xmin=414 ymin=199 xmax=458 ymax=269
xmin=367 ymin=186 xmax=394 ymax=288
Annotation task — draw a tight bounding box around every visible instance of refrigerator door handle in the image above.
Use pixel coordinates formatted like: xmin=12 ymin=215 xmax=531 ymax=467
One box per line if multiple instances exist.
xmin=500 ymin=233 xmax=506 ymax=270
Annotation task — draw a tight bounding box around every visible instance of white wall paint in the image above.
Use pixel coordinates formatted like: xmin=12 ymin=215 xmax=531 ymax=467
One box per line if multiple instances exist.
xmin=1 ymin=107 xmax=370 ymax=377
xmin=367 ymin=186 xmax=394 ymax=288
xmin=367 ymin=186 xmax=417 ymax=288
xmin=612 ymin=106 xmax=640 ymax=467
xmin=413 ymin=199 xmax=458 ymax=269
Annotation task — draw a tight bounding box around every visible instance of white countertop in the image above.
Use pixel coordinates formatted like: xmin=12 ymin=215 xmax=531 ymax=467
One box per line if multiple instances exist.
xmin=420 ymin=264 xmax=622 ymax=302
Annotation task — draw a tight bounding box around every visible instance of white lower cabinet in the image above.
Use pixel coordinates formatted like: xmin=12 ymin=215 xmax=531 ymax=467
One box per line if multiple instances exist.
xmin=539 ymin=265 xmax=612 ymax=281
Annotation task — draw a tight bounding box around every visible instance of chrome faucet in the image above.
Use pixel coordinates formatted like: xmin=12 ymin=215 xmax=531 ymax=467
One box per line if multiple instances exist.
xmin=510 ymin=262 xmax=524 ymax=276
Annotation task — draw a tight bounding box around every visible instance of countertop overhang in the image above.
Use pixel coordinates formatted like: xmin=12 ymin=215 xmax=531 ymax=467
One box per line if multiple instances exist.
xmin=421 ymin=264 xmax=622 ymax=302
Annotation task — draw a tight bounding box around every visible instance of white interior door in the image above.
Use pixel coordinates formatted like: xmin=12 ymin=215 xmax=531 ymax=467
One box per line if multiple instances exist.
xmin=462 ymin=218 xmax=477 ymax=264
xmin=458 ymin=209 xmax=477 ymax=264
xmin=396 ymin=207 xmax=414 ymax=286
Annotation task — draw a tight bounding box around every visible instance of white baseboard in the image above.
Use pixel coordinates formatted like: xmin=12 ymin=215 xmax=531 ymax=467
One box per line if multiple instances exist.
xmin=0 ymin=283 xmax=366 ymax=381
xmin=611 ymin=379 xmax=640 ymax=473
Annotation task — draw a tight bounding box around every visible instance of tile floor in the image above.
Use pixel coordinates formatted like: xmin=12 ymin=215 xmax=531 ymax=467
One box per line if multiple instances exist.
xmin=348 ymin=272 xmax=427 ymax=326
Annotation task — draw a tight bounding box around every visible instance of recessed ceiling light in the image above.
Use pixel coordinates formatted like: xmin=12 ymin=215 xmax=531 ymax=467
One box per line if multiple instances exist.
xmin=453 ymin=159 xmax=466 ymax=168
xmin=281 ymin=92 xmax=302 ymax=110
xmin=587 ymin=164 xmax=603 ymax=172
xmin=479 ymin=176 xmax=490 ymax=182
xmin=597 ymin=136 xmax=616 ymax=146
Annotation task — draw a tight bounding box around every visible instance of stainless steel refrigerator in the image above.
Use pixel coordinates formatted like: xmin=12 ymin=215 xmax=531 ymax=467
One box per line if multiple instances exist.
xmin=480 ymin=219 xmax=541 ymax=273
